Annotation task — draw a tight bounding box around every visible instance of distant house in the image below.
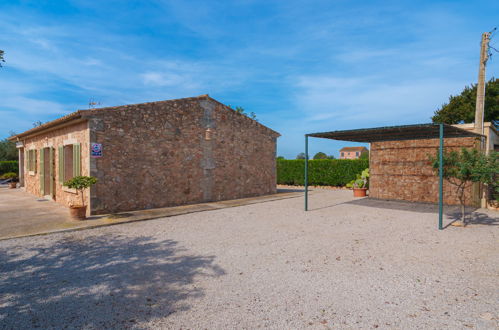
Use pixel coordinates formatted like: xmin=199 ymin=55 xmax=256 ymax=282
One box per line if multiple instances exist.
xmin=339 ymin=146 xmax=368 ymax=159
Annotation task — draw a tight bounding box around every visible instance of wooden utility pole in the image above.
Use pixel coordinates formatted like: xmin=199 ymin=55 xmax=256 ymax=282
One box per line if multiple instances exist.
xmin=474 ymin=32 xmax=491 ymax=135
xmin=474 ymin=32 xmax=491 ymax=208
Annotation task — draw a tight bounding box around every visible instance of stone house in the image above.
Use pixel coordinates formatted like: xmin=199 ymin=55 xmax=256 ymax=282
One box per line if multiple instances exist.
xmin=339 ymin=146 xmax=368 ymax=159
xmin=9 ymin=95 xmax=280 ymax=215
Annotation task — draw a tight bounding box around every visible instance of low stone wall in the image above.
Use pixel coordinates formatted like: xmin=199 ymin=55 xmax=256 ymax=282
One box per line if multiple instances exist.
xmin=369 ymin=137 xmax=479 ymax=206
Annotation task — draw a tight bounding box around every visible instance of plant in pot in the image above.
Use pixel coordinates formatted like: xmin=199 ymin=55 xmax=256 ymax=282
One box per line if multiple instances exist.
xmin=2 ymin=172 xmax=18 ymax=188
xmin=63 ymin=176 xmax=98 ymax=220
xmin=346 ymin=168 xmax=369 ymax=197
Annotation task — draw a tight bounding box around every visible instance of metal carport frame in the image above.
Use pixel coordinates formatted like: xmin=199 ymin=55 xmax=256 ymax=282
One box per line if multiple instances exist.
xmin=304 ymin=123 xmax=483 ymax=230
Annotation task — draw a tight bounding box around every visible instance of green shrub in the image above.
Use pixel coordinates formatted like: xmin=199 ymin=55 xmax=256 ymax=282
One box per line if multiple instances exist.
xmin=63 ymin=176 xmax=98 ymax=207
xmin=64 ymin=176 xmax=98 ymax=190
xmin=1 ymin=172 xmax=18 ymax=180
xmin=0 ymin=161 xmax=18 ymax=175
xmin=277 ymin=159 xmax=369 ymax=186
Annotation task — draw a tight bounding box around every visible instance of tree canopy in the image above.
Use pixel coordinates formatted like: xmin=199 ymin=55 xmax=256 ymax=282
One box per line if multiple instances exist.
xmin=0 ymin=138 xmax=17 ymax=161
xmin=313 ymin=152 xmax=328 ymax=159
xmin=296 ymin=152 xmax=306 ymax=159
xmin=0 ymin=50 xmax=4 ymax=67
xmin=431 ymin=78 xmax=499 ymax=125
xmin=233 ymin=106 xmax=257 ymax=121
xmin=430 ymin=148 xmax=498 ymax=224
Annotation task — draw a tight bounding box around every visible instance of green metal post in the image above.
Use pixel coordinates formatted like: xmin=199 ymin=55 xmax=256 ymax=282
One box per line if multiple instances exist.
xmin=438 ymin=124 xmax=444 ymax=230
xmin=305 ymin=135 xmax=309 ymax=211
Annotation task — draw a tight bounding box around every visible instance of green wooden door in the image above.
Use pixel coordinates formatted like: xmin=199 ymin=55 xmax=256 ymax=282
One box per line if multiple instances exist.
xmin=49 ymin=147 xmax=54 ymax=198
xmin=39 ymin=148 xmax=44 ymax=196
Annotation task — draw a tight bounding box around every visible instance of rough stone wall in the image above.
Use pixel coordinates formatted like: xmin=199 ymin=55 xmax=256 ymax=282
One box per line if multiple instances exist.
xmin=203 ymin=99 xmax=277 ymax=202
xmin=88 ymin=96 xmax=278 ymax=214
xmin=21 ymin=121 xmax=90 ymax=209
xmin=369 ymin=137 xmax=479 ymax=206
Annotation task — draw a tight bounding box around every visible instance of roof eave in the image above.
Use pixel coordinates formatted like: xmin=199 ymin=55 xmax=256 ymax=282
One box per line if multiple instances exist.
xmin=8 ymin=111 xmax=85 ymax=141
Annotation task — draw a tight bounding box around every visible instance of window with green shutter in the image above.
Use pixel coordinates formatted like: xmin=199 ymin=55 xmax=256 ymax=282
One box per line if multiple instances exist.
xmin=27 ymin=149 xmax=37 ymax=172
xmin=62 ymin=143 xmax=81 ymax=181
xmin=39 ymin=148 xmax=44 ymax=193
xmin=73 ymin=143 xmax=81 ymax=177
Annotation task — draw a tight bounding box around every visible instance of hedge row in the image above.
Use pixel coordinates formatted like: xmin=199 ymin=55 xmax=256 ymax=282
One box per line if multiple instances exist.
xmin=277 ymin=159 xmax=369 ymax=186
xmin=0 ymin=161 xmax=19 ymax=175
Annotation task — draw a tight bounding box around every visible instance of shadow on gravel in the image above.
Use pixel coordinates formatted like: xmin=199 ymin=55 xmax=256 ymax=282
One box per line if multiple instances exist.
xmin=346 ymin=198 xmax=499 ymax=226
xmin=445 ymin=210 xmax=499 ymax=226
xmin=345 ymin=197 xmax=462 ymax=215
xmin=0 ymin=234 xmax=225 ymax=328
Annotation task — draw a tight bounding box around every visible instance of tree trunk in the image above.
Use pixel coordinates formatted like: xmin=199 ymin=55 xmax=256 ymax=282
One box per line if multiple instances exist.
xmin=80 ymin=189 xmax=85 ymax=207
xmin=458 ymin=184 xmax=466 ymax=224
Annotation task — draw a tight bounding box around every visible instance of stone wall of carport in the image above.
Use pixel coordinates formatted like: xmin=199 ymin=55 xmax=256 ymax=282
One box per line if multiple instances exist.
xmin=21 ymin=121 xmax=90 ymax=209
xmin=369 ymin=137 xmax=479 ymax=206
xmin=88 ymin=97 xmax=278 ymax=215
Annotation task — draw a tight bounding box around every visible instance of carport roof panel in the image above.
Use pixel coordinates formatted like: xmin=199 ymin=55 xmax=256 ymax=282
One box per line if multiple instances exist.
xmin=307 ymin=123 xmax=483 ymax=142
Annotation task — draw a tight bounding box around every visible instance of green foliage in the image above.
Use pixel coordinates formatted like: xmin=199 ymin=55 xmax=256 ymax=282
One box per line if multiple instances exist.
xmin=233 ymin=106 xmax=257 ymax=121
xmin=0 ymin=161 xmax=18 ymax=175
xmin=431 ymin=78 xmax=499 ymax=125
xmin=63 ymin=176 xmax=97 ymax=207
xmin=296 ymin=152 xmax=306 ymax=160
xmin=346 ymin=168 xmax=369 ymax=189
xmin=359 ymin=152 xmax=369 ymax=160
xmin=430 ymin=148 xmax=498 ymax=222
xmin=0 ymin=138 xmax=17 ymax=161
xmin=276 ymin=156 xmax=285 ymax=160
xmin=1 ymin=172 xmax=17 ymax=180
xmin=431 ymin=149 xmax=497 ymax=186
xmin=277 ymin=159 xmax=369 ymax=186
xmin=64 ymin=176 xmax=98 ymax=190
xmin=0 ymin=49 xmax=4 ymax=67
xmin=313 ymin=152 xmax=328 ymax=159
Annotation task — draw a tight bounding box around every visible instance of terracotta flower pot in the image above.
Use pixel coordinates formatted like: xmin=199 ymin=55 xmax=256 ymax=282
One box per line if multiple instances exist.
xmin=9 ymin=182 xmax=17 ymax=189
xmin=69 ymin=205 xmax=87 ymax=220
xmin=353 ymin=188 xmax=367 ymax=197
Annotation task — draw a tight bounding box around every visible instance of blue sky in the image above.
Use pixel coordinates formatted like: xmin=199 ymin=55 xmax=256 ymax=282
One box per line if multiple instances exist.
xmin=1 ymin=0 xmax=498 ymax=158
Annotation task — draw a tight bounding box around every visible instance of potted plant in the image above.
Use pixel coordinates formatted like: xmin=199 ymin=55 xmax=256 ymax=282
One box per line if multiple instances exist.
xmin=63 ymin=176 xmax=98 ymax=220
xmin=2 ymin=172 xmax=18 ymax=189
xmin=346 ymin=168 xmax=369 ymax=197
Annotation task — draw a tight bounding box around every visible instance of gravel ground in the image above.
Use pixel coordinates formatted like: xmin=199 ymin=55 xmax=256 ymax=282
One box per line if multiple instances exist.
xmin=0 ymin=189 xmax=498 ymax=329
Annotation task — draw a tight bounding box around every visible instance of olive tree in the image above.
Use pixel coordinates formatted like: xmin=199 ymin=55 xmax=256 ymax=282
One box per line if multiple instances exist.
xmin=430 ymin=148 xmax=498 ymax=224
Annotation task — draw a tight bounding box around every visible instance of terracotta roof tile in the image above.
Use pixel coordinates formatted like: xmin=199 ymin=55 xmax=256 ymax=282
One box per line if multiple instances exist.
xmin=339 ymin=146 xmax=368 ymax=152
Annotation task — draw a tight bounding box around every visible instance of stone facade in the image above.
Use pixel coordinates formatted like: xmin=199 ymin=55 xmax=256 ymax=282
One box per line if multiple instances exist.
xmin=13 ymin=95 xmax=279 ymax=215
xmin=369 ymin=137 xmax=479 ymax=206
xmin=21 ymin=121 xmax=90 ymax=208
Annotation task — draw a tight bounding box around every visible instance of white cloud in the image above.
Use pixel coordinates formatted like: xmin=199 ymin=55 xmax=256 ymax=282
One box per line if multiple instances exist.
xmin=292 ymin=74 xmax=466 ymax=129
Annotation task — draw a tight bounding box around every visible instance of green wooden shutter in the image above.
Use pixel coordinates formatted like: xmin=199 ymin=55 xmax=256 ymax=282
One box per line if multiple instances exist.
xmin=28 ymin=150 xmax=32 ymax=171
xmin=34 ymin=150 xmax=37 ymax=173
xmin=49 ymin=147 xmax=54 ymax=197
xmin=58 ymin=146 xmax=64 ymax=184
xmin=73 ymin=143 xmax=81 ymax=177
xmin=25 ymin=150 xmax=28 ymax=172
xmin=39 ymin=148 xmax=44 ymax=195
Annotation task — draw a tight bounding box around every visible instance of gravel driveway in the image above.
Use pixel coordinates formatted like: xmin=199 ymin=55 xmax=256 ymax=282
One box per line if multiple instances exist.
xmin=1 ymin=189 xmax=497 ymax=329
